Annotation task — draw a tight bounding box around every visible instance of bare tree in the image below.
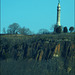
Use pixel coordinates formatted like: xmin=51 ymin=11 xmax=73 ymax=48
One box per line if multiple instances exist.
xmin=18 ymin=27 xmax=32 ymax=35
xmin=7 ymin=23 xmax=20 ymax=34
xmin=3 ymin=28 xmax=6 ymax=34
xmin=38 ymin=29 xmax=50 ymax=34
xmin=50 ymin=24 xmax=56 ymax=31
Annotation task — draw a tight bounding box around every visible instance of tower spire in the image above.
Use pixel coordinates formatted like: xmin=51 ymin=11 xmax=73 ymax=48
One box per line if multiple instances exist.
xmin=58 ymin=0 xmax=60 ymax=3
xmin=56 ymin=0 xmax=61 ymax=26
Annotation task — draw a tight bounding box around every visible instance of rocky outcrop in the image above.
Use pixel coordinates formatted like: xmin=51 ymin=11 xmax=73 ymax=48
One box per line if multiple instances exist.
xmin=53 ymin=44 xmax=60 ymax=57
xmin=0 ymin=35 xmax=75 ymax=61
xmin=0 ymin=34 xmax=75 ymax=75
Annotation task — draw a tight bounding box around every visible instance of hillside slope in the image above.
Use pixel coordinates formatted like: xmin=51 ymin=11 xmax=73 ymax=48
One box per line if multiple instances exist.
xmin=0 ymin=33 xmax=75 ymax=75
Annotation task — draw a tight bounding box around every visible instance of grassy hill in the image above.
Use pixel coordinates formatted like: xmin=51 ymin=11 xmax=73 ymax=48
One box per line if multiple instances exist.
xmin=0 ymin=33 xmax=75 ymax=75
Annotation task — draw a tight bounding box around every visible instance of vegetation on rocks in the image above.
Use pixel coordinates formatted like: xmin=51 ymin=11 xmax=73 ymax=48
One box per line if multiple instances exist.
xmin=0 ymin=33 xmax=75 ymax=75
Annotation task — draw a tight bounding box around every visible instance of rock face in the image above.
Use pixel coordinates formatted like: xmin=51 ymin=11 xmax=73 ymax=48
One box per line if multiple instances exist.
xmin=0 ymin=34 xmax=75 ymax=74
xmin=0 ymin=34 xmax=75 ymax=61
xmin=53 ymin=44 xmax=60 ymax=57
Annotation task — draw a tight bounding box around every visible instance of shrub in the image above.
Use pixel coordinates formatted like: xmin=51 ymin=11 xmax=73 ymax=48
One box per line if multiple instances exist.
xmin=69 ymin=27 xmax=74 ymax=32
xmin=56 ymin=26 xmax=62 ymax=33
xmin=63 ymin=27 xmax=68 ymax=33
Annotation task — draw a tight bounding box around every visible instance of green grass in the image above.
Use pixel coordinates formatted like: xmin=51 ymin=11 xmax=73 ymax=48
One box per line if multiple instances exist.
xmin=0 ymin=33 xmax=75 ymax=40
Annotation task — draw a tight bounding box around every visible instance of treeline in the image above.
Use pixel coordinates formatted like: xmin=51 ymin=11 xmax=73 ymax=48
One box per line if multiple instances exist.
xmin=3 ymin=23 xmax=32 ymax=35
xmin=2 ymin=23 xmax=75 ymax=35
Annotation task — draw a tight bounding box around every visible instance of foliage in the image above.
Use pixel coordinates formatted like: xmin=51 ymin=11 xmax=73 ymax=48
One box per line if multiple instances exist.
xmin=63 ymin=27 xmax=68 ymax=33
xmin=56 ymin=26 xmax=62 ymax=33
xmin=69 ymin=27 xmax=74 ymax=32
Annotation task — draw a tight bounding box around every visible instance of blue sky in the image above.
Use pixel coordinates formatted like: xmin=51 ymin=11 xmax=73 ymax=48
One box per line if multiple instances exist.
xmin=1 ymin=0 xmax=74 ymax=33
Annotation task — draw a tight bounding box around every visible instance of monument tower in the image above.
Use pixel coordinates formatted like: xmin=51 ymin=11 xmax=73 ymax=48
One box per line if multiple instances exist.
xmin=56 ymin=0 xmax=61 ymax=26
